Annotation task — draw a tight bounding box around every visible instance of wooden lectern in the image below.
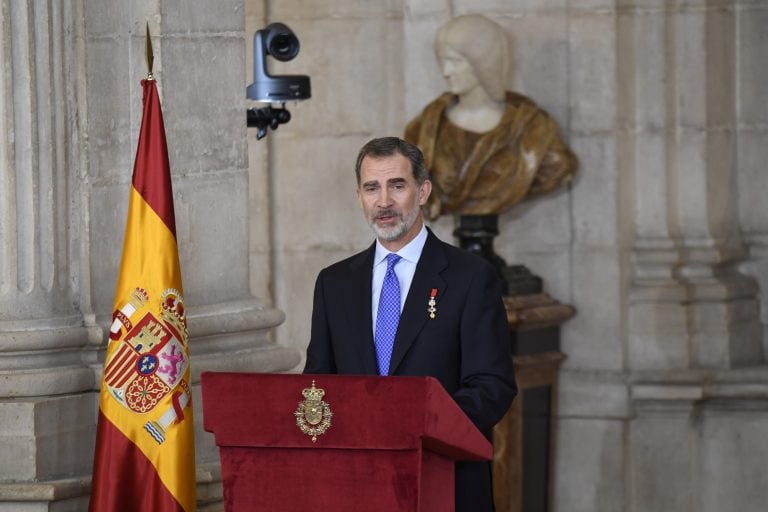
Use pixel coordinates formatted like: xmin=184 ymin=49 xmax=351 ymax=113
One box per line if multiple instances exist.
xmin=202 ymin=372 xmax=492 ymax=512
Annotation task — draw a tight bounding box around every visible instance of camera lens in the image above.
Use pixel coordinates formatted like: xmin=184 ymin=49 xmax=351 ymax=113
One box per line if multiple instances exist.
xmin=270 ymin=34 xmax=296 ymax=58
xmin=264 ymin=23 xmax=300 ymax=62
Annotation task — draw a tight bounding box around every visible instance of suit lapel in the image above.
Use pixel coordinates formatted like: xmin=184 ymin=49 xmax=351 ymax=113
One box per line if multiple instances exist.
xmin=388 ymin=231 xmax=448 ymax=375
xmin=346 ymin=243 xmax=379 ymax=375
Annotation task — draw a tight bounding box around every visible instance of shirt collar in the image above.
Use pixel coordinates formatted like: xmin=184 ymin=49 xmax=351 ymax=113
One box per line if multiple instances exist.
xmin=374 ymin=223 xmax=428 ymax=266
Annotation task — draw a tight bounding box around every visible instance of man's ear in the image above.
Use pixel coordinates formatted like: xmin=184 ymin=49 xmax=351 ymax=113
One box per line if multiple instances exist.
xmin=356 ymin=187 xmax=363 ymax=209
xmin=418 ymin=179 xmax=432 ymax=206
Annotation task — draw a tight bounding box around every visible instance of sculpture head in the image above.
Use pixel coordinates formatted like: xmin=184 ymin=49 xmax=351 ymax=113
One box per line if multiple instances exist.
xmin=434 ymin=14 xmax=509 ymax=103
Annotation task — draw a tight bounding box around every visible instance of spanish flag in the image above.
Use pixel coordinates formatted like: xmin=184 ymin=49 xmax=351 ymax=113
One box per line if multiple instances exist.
xmin=89 ymin=78 xmax=196 ymax=512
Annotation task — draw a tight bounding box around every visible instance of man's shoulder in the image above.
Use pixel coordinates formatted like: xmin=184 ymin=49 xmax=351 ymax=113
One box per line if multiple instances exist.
xmin=318 ymin=244 xmax=373 ymax=279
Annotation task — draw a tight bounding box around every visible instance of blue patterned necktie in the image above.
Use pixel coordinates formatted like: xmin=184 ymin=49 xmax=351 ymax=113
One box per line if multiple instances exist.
xmin=375 ymin=253 xmax=402 ymax=376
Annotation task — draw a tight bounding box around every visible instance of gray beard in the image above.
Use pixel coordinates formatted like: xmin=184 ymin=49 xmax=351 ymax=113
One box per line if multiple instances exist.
xmin=369 ymin=206 xmax=418 ymax=242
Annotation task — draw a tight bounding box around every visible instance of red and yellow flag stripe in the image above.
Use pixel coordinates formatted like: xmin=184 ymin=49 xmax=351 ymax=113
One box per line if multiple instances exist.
xmin=90 ymin=79 xmax=195 ymax=512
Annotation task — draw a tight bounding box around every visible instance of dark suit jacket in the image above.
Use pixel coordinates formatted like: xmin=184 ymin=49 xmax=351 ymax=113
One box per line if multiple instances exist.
xmin=304 ymin=229 xmax=517 ymax=511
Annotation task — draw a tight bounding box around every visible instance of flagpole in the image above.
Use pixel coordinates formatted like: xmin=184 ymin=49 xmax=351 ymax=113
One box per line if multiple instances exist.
xmin=146 ymin=23 xmax=154 ymax=81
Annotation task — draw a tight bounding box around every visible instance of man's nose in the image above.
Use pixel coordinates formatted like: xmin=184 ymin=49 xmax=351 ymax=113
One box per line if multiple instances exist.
xmin=377 ymin=188 xmax=393 ymax=207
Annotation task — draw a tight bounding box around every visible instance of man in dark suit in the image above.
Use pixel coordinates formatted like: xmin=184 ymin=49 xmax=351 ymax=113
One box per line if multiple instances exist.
xmin=304 ymin=137 xmax=517 ymax=511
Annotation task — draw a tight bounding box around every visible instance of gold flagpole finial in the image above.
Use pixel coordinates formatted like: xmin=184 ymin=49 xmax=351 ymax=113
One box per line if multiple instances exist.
xmin=145 ymin=22 xmax=154 ymax=80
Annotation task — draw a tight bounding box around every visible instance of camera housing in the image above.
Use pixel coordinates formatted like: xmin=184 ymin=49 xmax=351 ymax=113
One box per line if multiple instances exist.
xmin=247 ymin=22 xmax=311 ymax=102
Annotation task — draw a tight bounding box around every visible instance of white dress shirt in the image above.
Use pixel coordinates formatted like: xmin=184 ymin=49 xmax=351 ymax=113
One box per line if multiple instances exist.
xmin=371 ymin=224 xmax=428 ymax=334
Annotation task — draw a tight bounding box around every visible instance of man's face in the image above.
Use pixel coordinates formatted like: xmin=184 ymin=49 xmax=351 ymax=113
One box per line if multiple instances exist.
xmin=357 ymin=153 xmax=431 ymax=250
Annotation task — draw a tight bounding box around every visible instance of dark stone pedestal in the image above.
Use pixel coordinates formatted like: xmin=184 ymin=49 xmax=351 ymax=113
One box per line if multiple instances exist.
xmin=454 ymin=215 xmax=542 ymax=295
xmin=492 ymin=294 xmax=576 ymax=512
xmin=453 ymin=213 xmax=575 ymax=511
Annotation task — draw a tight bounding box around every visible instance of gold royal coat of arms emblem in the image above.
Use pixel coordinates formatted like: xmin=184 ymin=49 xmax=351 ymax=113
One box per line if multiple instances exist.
xmin=294 ymin=380 xmax=332 ymax=442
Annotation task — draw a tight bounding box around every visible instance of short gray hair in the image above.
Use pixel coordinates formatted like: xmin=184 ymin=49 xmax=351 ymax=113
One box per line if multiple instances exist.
xmin=354 ymin=137 xmax=428 ymax=186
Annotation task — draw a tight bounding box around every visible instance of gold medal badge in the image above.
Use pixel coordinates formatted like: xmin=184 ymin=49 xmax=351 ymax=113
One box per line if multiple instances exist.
xmin=294 ymin=380 xmax=333 ymax=442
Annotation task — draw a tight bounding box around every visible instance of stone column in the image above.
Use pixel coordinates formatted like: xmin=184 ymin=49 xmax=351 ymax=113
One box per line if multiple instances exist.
xmin=625 ymin=1 xmax=762 ymax=372
xmin=737 ymin=0 xmax=768 ymax=358
xmin=0 ymin=3 xmax=98 ymax=507
xmin=620 ymin=1 xmax=691 ymax=371
xmin=673 ymin=1 xmax=761 ymax=368
xmin=617 ymin=9 xmax=703 ymax=505
xmin=0 ymin=0 xmax=300 ymax=509
xmin=621 ymin=2 xmax=765 ymax=511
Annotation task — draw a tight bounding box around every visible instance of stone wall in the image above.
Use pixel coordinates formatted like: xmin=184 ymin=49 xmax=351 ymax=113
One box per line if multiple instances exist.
xmin=251 ymin=1 xmax=768 ymax=511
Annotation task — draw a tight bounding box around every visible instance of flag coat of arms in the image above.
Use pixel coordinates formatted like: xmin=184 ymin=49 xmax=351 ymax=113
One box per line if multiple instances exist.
xmin=90 ymin=78 xmax=196 ymax=512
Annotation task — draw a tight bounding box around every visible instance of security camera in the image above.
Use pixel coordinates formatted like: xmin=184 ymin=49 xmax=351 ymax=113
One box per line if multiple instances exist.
xmin=247 ymin=22 xmax=311 ymax=103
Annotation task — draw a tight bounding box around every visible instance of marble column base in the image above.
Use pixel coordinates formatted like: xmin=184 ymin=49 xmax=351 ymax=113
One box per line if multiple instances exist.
xmin=0 ymin=316 xmax=101 ymax=397
xmin=0 ymin=462 xmax=224 ymax=512
xmin=556 ymin=366 xmax=768 ymax=511
xmin=0 ymin=394 xmax=96 ymax=482
xmin=629 ymin=244 xmax=763 ymax=369
xmin=629 ymin=366 xmax=768 ymax=512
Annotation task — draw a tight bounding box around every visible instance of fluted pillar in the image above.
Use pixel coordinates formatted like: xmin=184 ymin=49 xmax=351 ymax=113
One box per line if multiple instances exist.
xmin=619 ymin=2 xmax=765 ymax=511
xmin=0 ymin=5 xmax=100 ymax=504
xmin=0 ymin=0 xmax=95 ymax=395
xmin=624 ymin=1 xmax=762 ymax=372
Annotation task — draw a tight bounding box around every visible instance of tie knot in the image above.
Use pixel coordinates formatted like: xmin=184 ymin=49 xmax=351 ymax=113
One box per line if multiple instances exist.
xmin=385 ymin=253 xmax=401 ymax=271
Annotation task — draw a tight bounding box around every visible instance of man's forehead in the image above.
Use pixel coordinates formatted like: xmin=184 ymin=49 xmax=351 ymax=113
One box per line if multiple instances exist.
xmin=360 ymin=154 xmax=411 ymax=178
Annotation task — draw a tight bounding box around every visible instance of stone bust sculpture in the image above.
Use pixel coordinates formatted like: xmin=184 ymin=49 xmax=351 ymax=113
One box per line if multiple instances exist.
xmin=405 ymin=14 xmax=578 ymax=221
